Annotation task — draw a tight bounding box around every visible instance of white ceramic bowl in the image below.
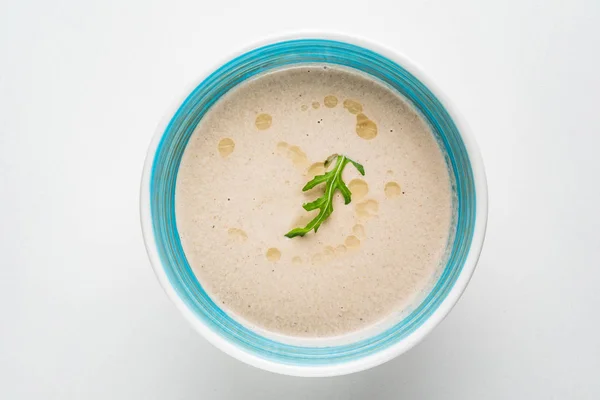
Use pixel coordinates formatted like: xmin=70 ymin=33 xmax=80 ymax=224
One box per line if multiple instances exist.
xmin=140 ymin=33 xmax=488 ymax=377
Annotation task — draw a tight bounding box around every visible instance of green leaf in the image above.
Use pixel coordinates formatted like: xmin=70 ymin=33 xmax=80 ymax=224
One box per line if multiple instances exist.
xmin=338 ymin=180 xmax=352 ymax=204
xmin=303 ymin=197 xmax=324 ymax=211
xmin=349 ymin=160 xmax=365 ymax=176
xmin=285 ymin=154 xmax=366 ymax=238
xmin=302 ymin=173 xmax=330 ymax=191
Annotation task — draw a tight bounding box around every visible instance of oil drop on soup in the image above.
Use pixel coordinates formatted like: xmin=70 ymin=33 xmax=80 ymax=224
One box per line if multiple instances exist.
xmin=175 ymin=65 xmax=454 ymax=337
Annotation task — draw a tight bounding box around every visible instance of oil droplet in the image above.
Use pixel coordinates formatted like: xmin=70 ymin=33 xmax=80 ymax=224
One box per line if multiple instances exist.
xmin=266 ymin=248 xmax=281 ymax=262
xmin=288 ymin=145 xmax=308 ymax=167
xmin=277 ymin=142 xmax=309 ymax=169
xmin=227 ymin=228 xmax=247 ymax=242
xmin=312 ymin=101 xmax=320 ymax=109
xmin=385 ymin=182 xmax=402 ymax=198
xmin=217 ymin=138 xmax=235 ymax=157
xmin=356 ymin=199 xmax=379 ymax=219
xmin=348 ymin=179 xmax=368 ymax=199
xmin=352 ymin=224 xmax=366 ymax=239
xmin=343 ymin=99 xmax=363 ymax=114
xmin=255 ymin=113 xmax=272 ymax=130
xmin=312 ymin=253 xmax=323 ymax=264
xmin=386 ymin=170 xmax=394 ymax=175
xmin=345 ymin=235 xmax=361 ymax=248
xmin=324 ymin=95 xmax=338 ymax=108
xmin=276 ymin=141 xmax=289 ymax=152
xmin=301 ymin=105 xmax=308 ymax=111
xmin=356 ymin=113 xmax=378 ymax=140
xmin=307 ymin=162 xmax=325 ymax=177
xmin=336 ymin=244 xmax=347 ymax=254
xmin=324 ymin=246 xmax=336 ymax=257
xmin=292 ymin=256 xmax=303 ymax=265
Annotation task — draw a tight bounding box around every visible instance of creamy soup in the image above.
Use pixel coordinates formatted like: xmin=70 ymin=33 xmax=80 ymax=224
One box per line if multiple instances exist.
xmin=175 ymin=65 xmax=454 ymax=337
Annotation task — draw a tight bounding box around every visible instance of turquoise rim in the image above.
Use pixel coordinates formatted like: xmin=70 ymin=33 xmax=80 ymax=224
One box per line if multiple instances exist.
xmin=150 ymin=39 xmax=476 ymax=365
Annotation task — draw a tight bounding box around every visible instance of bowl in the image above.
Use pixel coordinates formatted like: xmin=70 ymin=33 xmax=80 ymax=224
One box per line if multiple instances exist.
xmin=140 ymin=33 xmax=488 ymax=377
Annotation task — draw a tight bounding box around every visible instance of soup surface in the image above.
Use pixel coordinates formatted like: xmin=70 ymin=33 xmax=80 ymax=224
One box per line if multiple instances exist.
xmin=175 ymin=65 xmax=454 ymax=337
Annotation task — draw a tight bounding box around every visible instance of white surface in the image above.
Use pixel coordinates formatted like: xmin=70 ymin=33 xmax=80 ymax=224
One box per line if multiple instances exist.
xmin=1 ymin=0 xmax=599 ymax=398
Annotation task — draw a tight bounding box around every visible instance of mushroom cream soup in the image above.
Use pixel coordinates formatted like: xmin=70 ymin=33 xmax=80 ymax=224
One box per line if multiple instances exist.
xmin=175 ymin=65 xmax=454 ymax=337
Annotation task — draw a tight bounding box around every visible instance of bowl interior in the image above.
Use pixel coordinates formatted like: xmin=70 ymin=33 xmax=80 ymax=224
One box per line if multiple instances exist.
xmin=148 ymin=39 xmax=476 ymax=367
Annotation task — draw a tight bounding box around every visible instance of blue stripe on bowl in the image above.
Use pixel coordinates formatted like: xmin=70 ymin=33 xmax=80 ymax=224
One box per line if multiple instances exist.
xmin=150 ymin=39 xmax=476 ymax=365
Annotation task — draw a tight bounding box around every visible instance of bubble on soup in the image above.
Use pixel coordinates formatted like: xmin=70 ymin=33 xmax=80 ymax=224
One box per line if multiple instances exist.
xmin=324 ymin=95 xmax=338 ymax=108
xmin=356 ymin=113 xmax=378 ymax=140
xmin=343 ymin=99 xmax=363 ymax=114
xmin=217 ymin=138 xmax=235 ymax=157
xmin=311 ymin=253 xmax=323 ymax=264
xmin=266 ymin=248 xmax=281 ymax=262
xmin=301 ymin=105 xmax=308 ymax=111
xmin=348 ymin=179 xmax=368 ymax=199
xmin=255 ymin=113 xmax=272 ymax=130
xmin=312 ymin=101 xmax=320 ymax=109
xmin=385 ymin=182 xmax=402 ymax=198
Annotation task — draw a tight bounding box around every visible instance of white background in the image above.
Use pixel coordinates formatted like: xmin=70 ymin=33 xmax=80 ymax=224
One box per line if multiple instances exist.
xmin=1 ymin=0 xmax=599 ymax=398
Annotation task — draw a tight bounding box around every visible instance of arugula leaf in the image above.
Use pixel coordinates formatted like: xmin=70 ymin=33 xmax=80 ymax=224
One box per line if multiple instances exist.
xmin=285 ymin=154 xmax=365 ymax=238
